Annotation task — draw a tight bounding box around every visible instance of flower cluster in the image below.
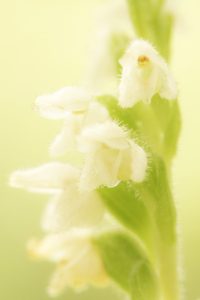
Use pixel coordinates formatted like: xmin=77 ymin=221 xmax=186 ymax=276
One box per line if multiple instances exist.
xmin=10 ymin=39 xmax=177 ymax=296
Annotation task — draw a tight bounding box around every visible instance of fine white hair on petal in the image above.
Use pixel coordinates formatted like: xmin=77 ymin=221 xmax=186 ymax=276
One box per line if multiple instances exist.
xmin=130 ymin=141 xmax=148 ymax=182
xmin=9 ymin=162 xmax=80 ymax=194
xmin=119 ymin=39 xmax=178 ymax=107
xmin=35 ymin=86 xmax=93 ymax=119
xmin=42 ymin=188 xmax=105 ymax=232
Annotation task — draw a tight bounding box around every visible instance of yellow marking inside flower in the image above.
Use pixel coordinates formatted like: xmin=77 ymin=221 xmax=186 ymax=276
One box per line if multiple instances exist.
xmin=137 ymin=55 xmax=150 ymax=66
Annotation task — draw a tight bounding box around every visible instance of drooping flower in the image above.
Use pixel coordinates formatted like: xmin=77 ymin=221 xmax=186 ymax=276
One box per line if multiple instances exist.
xmin=10 ymin=162 xmax=105 ymax=231
xmin=28 ymin=230 xmax=109 ymax=296
xmin=78 ymin=120 xmax=147 ymax=191
xmin=119 ymin=39 xmax=177 ymax=107
xmin=50 ymin=101 xmax=110 ymax=157
xmin=35 ymin=86 xmax=93 ymax=120
xmin=35 ymin=86 xmax=110 ymax=156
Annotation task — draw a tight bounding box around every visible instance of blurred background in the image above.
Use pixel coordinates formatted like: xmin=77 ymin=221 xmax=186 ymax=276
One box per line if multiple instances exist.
xmin=0 ymin=0 xmax=199 ymax=299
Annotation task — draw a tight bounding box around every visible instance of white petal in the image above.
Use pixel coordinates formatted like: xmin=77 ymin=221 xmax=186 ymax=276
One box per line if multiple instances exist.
xmin=50 ymin=103 xmax=109 ymax=157
xmin=83 ymin=101 xmax=110 ymax=126
xmin=28 ymin=231 xmax=109 ymax=295
xmin=79 ymin=121 xmax=129 ymax=152
xmin=130 ymin=141 xmax=148 ymax=182
xmin=42 ymin=188 xmax=105 ymax=232
xmin=36 ymin=87 xmax=92 ymax=119
xmin=160 ymin=69 xmax=178 ymax=100
xmin=28 ymin=230 xmax=91 ymax=262
xmin=10 ymin=162 xmax=80 ymax=194
xmin=50 ymin=114 xmax=82 ymax=157
xmin=47 ymin=244 xmax=108 ymax=296
xmin=80 ymin=147 xmax=122 ymax=191
xmin=78 ymin=121 xmax=147 ymax=189
xmin=119 ymin=39 xmax=177 ymax=107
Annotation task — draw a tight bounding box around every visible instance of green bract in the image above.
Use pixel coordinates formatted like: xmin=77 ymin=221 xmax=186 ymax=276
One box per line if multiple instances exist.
xmin=126 ymin=0 xmax=174 ymax=59
xmin=94 ymin=232 xmax=159 ymax=300
xmin=97 ymin=94 xmax=181 ymax=164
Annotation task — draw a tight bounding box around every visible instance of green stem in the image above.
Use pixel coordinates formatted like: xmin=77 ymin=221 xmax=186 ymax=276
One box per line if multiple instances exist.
xmin=158 ymin=241 xmax=179 ymax=300
xmin=156 ymin=169 xmax=180 ymax=300
xmin=141 ymin=155 xmax=180 ymax=299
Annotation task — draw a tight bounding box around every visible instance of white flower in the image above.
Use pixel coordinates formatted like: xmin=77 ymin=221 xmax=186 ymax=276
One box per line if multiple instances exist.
xmin=35 ymin=86 xmax=93 ymax=119
xmin=10 ymin=162 xmax=105 ymax=231
xmin=10 ymin=162 xmax=80 ymax=194
xmin=119 ymin=40 xmax=177 ymax=107
xmin=28 ymin=230 xmax=109 ymax=296
xmin=50 ymin=101 xmax=110 ymax=157
xmin=42 ymin=189 xmax=104 ymax=233
xmin=78 ymin=121 xmax=147 ymax=191
xmin=36 ymin=86 xmax=110 ymax=156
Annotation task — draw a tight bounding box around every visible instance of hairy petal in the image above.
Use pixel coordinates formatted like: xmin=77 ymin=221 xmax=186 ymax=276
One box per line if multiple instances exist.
xmin=119 ymin=39 xmax=177 ymax=107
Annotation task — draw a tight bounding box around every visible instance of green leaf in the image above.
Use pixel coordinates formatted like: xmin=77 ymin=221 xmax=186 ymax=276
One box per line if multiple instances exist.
xmin=126 ymin=0 xmax=155 ymax=41
xmin=98 ymin=155 xmax=176 ymax=247
xmin=98 ymin=182 xmax=152 ymax=246
xmin=141 ymin=154 xmax=177 ymax=244
xmin=163 ymin=100 xmax=181 ymax=160
xmin=97 ymin=95 xmax=161 ymax=138
xmin=94 ymin=231 xmax=159 ymax=300
xmin=155 ymin=11 xmax=174 ymax=59
xmin=97 ymin=95 xmax=181 ymax=163
xmin=151 ymin=96 xmax=181 ymax=161
xmin=125 ymin=0 xmax=173 ymax=59
xmin=109 ymin=32 xmax=130 ymax=75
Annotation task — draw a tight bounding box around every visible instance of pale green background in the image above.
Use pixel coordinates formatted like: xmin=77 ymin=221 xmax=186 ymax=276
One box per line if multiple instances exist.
xmin=0 ymin=0 xmax=199 ymax=299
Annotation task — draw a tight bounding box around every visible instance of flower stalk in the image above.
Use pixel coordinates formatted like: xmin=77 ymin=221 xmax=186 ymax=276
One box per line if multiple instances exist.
xmin=10 ymin=0 xmax=182 ymax=299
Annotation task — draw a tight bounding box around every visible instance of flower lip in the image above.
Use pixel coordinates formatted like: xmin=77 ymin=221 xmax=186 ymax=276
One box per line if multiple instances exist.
xmin=137 ymin=55 xmax=150 ymax=66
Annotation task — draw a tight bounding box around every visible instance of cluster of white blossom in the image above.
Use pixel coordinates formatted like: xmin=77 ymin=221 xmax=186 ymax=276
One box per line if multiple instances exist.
xmin=10 ymin=40 xmax=177 ymax=296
